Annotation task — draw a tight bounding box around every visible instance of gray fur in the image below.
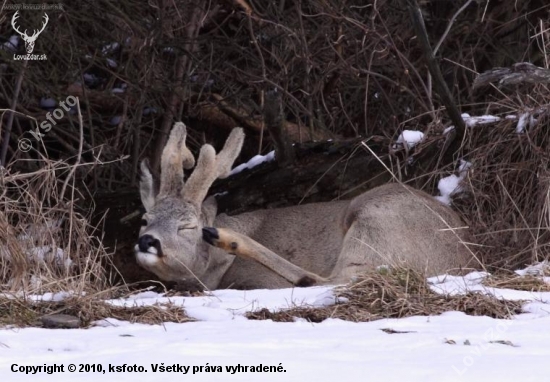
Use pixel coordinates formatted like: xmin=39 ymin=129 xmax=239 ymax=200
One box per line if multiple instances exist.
xmin=136 ymin=123 xmax=476 ymax=290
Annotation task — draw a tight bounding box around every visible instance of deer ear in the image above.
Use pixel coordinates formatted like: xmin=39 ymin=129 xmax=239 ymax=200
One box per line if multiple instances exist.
xmin=201 ymin=196 xmax=218 ymax=226
xmin=140 ymin=159 xmax=156 ymax=211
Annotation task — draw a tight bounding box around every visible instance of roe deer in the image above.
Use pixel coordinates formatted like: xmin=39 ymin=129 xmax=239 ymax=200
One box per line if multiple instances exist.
xmin=135 ymin=122 xmax=474 ymax=289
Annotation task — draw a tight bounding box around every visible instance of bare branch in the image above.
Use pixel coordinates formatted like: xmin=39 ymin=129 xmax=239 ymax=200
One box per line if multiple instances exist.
xmin=473 ymin=62 xmax=550 ymax=89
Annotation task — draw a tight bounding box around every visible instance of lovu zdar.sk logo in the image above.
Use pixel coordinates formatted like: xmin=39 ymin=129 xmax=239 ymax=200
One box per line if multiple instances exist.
xmin=11 ymin=11 xmax=48 ymax=60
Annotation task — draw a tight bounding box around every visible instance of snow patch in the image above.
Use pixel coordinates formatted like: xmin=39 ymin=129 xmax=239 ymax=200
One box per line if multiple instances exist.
xmin=229 ymin=151 xmax=275 ymax=176
xmin=396 ymin=130 xmax=424 ymax=148
xmin=516 ymin=113 xmax=529 ymax=134
xmin=461 ymin=113 xmax=501 ymax=127
xmin=435 ymin=159 xmax=471 ymax=206
xmin=443 ymin=125 xmax=455 ymax=135
xmin=3 ymin=268 xmax=550 ymax=380
xmin=515 ymin=261 xmax=549 ymax=277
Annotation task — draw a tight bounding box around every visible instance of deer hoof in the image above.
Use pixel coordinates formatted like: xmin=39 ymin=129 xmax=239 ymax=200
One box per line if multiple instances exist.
xmin=296 ymin=275 xmax=317 ymax=287
xmin=202 ymin=227 xmax=219 ymax=246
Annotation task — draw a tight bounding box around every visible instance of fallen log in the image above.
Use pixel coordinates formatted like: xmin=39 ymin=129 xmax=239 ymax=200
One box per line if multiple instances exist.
xmin=211 ymin=137 xmax=394 ymax=215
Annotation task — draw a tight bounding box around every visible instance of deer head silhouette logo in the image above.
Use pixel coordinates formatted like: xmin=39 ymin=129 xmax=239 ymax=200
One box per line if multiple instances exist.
xmin=11 ymin=11 xmax=49 ymax=54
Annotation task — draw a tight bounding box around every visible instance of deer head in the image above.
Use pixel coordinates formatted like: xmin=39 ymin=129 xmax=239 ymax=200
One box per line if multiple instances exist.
xmin=11 ymin=11 xmax=49 ymax=54
xmin=136 ymin=122 xmax=244 ymax=282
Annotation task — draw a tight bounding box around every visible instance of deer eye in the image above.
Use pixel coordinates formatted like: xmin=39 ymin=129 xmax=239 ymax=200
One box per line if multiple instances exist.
xmin=178 ymin=224 xmax=197 ymax=231
xmin=141 ymin=219 xmax=148 ymax=226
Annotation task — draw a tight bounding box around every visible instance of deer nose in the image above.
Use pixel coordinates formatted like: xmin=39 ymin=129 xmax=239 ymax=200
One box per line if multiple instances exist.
xmin=138 ymin=234 xmax=159 ymax=252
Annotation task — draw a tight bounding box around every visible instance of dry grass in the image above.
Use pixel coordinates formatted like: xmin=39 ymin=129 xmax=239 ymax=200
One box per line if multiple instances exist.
xmin=0 ymin=1 xmax=548 ymax=276
xmin=0 ymin=295 xmax=192 ymax=328
xmin=450 ymin=95 xmax=550 ymax=270
xmin=0 ymin=157 xmax=194 ymax=328
xmin=0 ymin=158 xmax=112 ymax=295
xmin=1 ymin=1 xmax=546 ymax=185
xmin=483 ymin=273 xmax=550 ymax=292
xmin=246 ymin=268 xmax=524 ymax=323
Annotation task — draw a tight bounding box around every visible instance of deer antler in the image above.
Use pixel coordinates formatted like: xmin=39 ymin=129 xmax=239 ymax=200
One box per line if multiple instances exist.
xmin=30 ymin=13 xmax=49 ymax=39
xmin=11 ymin=11 xmax=25 ymax=37
xmin=183 ymin=128 xmax=244 ymax=205
xmin=158 ymin=122 xmax=196 ymax=198
xmin=11 ymin=12 xmax=49 ymax=40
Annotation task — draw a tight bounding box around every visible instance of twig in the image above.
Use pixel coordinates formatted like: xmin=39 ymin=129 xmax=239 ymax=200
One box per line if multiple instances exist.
xmin=405 ymin=0 xmax=466 ymax=139
xmin=66 ymin=16 xmax=97 ymax=191
xmin=1 ymin=60 xmax=27 ymax=166
xmin=433 ymin=0 xmax=474 ymax=56
xmin=60 ymin=98 xmax=84 ymax=202
xmin=264 ymin=89 xmax=295 ymax=165
xmin=245 ymin=14 xmax=267 ymax=153
xmin=151 ymin=5 xmax=205 ymax=172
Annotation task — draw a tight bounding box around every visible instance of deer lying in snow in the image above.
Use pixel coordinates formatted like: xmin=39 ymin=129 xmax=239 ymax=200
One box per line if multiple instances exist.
xmin=136 ymin=122 xmax=474 ymax=289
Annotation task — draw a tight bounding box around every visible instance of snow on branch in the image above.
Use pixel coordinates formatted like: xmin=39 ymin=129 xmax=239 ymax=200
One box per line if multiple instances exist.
xmin=473 ymin=62 xmax=550 ymax=89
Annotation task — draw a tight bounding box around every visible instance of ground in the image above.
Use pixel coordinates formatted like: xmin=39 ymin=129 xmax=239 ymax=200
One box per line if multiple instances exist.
xmin=1 ymin=271 xmax=550 ymax=381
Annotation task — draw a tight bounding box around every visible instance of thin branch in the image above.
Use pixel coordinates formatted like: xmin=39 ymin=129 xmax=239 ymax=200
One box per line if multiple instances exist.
xmin=60 ymin=98 xmax=84 ymax=202
xmin=1 ymin=60 xmax=27 ymax=166
xmin=433 ymin=0 xmax=474 ymax=55
xmin=405 ymin=0 xmax=466 ymax=139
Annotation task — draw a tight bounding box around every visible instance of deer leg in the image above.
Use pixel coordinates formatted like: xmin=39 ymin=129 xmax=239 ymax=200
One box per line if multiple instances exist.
xmin=202 ymin=227 xmax=327 ymax=287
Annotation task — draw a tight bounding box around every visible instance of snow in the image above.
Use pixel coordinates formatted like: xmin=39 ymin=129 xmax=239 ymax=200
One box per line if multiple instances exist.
xmin=28 ymin=246 xmax=72 ymax=270
xmin=514 ymin=261 xmax=549 ymax=277
xmin=396 ymin=130 xmax=424 ymax=148
xmin=435 ymin=175 xmax=461 ymax=205
xmin=516 ymin=113 xmax=529 ymax=133
xmin=461 ymin=113 xmax=501 ymax=128
xmin=429 ymin=269 xmax=550 ymax=309
xmin=435 ymin=159 xmax=471 ymax=205
xmin=229 ymin=151 xmax=275 ymax=176
xmin=2 ymin=268 xmax=550 ymax=381
xmin=0 ymin=219 xmax=72 ymax=274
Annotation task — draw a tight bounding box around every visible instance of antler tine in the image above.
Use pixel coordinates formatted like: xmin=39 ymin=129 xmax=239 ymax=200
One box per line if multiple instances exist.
xmin=29 ymin=13 xmax=49 ymax=38
xmin=182 ymin=127 xmax=245 ymax=205
xmin=182 ymin=145 xmax=217 ymax=205
xmin=158 ymin=122 xmax=196 ymax=197
xmin=216 ymin=127 xmax=245 ymax=179
xmin=11 ymin=11 xmax=24 ymax=36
